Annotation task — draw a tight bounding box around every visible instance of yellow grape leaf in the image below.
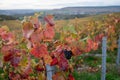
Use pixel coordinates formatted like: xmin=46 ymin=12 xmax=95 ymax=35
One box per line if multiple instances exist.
xmin=19 ymin=56 xmax=28 ymax=67
xmin=22 ymin=22 xmax=34 ymax=38
xmin=109 ymin=43 xmax=117 ymax=51
xmin=31 ymin=59 xmax=36 ymax=67
xmin=68 ymin=26 xmax=77 ymax=34
xmin=38 ymin=72 xmax=46 ymax=80
xmin=54 ymin=40 xmax=61 ymax=47
xmin=71 ymin=33 xmax=77 ymax=39
xmin=1 ymin=25 xmax=9 ymax=32
xmin=52 ymin=72 xmax=66 ymax=80
xmin=34 ymin=12 xmax=43 ymax=17
xmin=22 ymin=22 xmax=33 ymax=30
xmin=60 ymin=33 xmax=65 ymax=42
xmin=43 ymin=54 xmax=52 ymax=65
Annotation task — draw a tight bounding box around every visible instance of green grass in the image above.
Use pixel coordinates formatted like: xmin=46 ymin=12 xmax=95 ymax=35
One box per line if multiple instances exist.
xmin=72 ymin=64 xmax=120 ymax=80
xmin=73 ymin=71 xmax=101 ymax=80
xmin=73 ymin=68 xmax=120 ymax=80
xmin=72 ymin=49 xmax=120 ymax=80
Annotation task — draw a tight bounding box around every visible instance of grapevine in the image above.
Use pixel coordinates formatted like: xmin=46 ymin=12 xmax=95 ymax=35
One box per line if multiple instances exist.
xmin=0 ymin=13 xmax=120 ymax=80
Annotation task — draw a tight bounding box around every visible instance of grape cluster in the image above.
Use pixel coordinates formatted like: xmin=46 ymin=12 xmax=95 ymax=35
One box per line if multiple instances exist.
xmin=63 ymin=49 xmax=73 ymax=60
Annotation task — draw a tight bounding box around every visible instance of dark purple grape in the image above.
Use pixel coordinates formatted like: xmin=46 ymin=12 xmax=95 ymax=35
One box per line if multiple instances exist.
xmin=63 ymin=49 xmax=72 ymax=60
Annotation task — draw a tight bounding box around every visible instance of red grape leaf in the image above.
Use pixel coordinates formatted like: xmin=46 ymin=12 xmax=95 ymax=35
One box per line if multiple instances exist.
xmin=58 ymin=53 xmax=69 ymax=71
xmin=30 ymin=44 xmax=48 ymax=58
xmin=30 ymin=29 xmax=43 ymax=43
xmin=85 ymin=39 xmax=93 ymax=52
xmin=65 ymin=36 xmax=76 ymax=44
xmin=3 ymin=49 xmax=21 ymax=67
xmin=94 ymin=33 xmax=104 ymax=42
xmin=68 ymin=74 xmax=75 ymax=80
xmin=44 ymin=15 xmax=55 ymax=26
xmin=1 ymin=44 xmax=15 ymax=54
xmin=92 ymin=42 xmax=99 ymax=50
xmin=30 ymin=16 xmax=41 ymax=29
xmin=4 ymin=52 xmax=14 ymax=62
xmin=10 ymin=56 xmax=21 ymax=67
xmin=71 ymin=46 xmax=83 ymax=56
xmin=1 ymin=32 xmax=15 ymax=45
xmin=35 ymin=64 xmax=44 ymax=72
xmin=43 ymin=24 xmax=55 ymax=41
xmin=50 ymin=57 xmax=58 ymax=66
xmin=0 ymin=27 xmax=7 ymax=36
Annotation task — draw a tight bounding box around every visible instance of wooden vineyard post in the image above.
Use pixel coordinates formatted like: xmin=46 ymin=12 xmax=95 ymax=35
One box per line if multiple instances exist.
xmin=46 ymin=64 xmax=52 ymax=80
xmin=46 ymin=64 xmax=56 ymax=80
xmin=101 ymin=37 xmax=107 ymax=80
xmin=116 ymin=36 xmax=120 ymax=67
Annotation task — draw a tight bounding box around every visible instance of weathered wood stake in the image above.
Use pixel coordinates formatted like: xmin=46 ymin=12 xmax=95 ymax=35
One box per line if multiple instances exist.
xmin=101 ymin=37 xmax=107 ymax=80
xmin=116 ymin=36 xmax=120 ymax=67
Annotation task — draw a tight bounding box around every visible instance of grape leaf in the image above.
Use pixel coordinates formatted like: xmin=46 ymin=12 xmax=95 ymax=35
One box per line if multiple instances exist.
xmin=30 ymin=44 xmax=48 ymax=58
xmin=58 ymin=53 xmax=69 ymax=71
xmin=43 ymin=24 xmax=55 ymax=41
xmin=52 ymin=72 xmax=66 ymax=80
xmin=44 ymin=15 xmax=55 ymax=26
xmin=22 ymin=22 xmax=34 ymax=39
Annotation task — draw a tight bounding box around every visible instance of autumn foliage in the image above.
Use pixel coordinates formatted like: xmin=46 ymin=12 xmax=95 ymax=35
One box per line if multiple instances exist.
xmin=0 ymin=13 xmax=120 ymax=80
